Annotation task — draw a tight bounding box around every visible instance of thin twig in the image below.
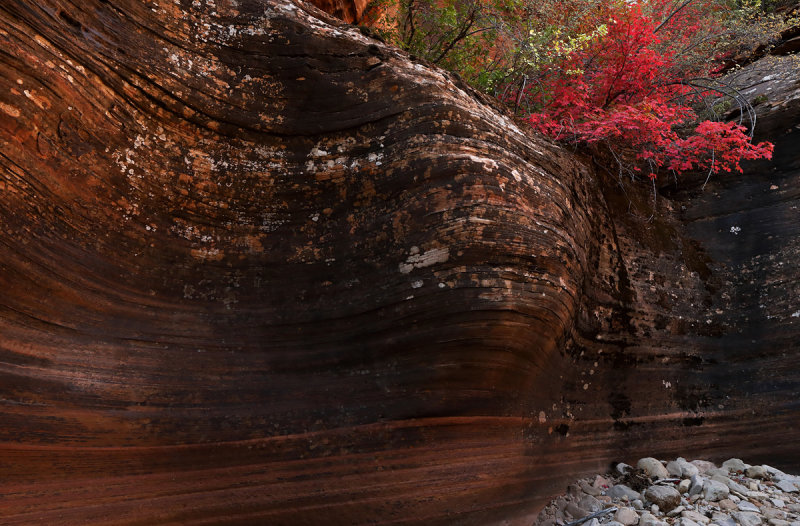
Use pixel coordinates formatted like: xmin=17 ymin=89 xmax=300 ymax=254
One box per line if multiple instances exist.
xmin=654 ymin=0 xmax=694 ymax=34
xmin=702 ymin=149 xmax=715 ymax=190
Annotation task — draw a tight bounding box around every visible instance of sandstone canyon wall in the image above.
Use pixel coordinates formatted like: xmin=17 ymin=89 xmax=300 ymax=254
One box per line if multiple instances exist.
xmin=0 ymin=0 xmax=798 ymax=524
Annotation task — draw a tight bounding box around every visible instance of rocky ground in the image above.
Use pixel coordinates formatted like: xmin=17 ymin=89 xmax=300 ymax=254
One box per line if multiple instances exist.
xmin=534 ymin=458 xmax=800 ymax=526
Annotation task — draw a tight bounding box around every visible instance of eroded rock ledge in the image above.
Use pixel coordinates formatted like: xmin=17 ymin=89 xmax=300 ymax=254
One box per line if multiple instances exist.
xmin=0 ymin=1 xmax=799 ymax=525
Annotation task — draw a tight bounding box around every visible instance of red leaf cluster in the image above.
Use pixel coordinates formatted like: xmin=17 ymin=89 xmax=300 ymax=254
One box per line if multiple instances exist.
xmin=518 ymin=0 xmax=773 ymax=179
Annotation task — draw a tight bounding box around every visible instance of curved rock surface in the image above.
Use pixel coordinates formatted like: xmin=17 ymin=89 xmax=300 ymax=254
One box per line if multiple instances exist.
xmin=0 ymin=1 xmax=798 ymax=525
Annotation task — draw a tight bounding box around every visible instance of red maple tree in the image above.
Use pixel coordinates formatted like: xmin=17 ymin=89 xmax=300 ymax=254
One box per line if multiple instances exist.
xmin=518 ymin=0 xmax=773 ymax=180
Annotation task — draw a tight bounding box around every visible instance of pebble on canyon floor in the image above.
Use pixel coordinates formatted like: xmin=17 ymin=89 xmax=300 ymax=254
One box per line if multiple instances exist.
xmin=534 ymin=458 xmax=800 ymax=526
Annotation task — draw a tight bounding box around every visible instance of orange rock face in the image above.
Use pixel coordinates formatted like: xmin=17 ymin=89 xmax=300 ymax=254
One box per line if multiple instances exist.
xmin=1 ymin=0 xmax=799 ymax=525
xmin=307 ymin=0 xmax=370 ymax=22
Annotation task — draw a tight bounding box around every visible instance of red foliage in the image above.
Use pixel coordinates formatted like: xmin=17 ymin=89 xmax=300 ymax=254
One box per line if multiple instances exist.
xmin=518 ymin=0 xmax=773 ymax=179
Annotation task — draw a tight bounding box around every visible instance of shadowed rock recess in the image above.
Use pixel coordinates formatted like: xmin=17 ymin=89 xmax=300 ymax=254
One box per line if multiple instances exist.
xmin=0 ymin=1 xmax=798 ymax=524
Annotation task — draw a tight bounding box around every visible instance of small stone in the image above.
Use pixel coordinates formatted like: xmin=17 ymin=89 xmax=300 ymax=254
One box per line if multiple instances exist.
xmin=747 ymin=466 xmax=769 ymax=480
xmin=646 ymin=485 xmax=682 ymax=513
xmin=652 ymin=504 xmax=660 ymax=514
xmin=750 ymin=482 xmax=760 ymax=491
xmin=691 ymin=476 xmax=708 ymax=497
xmin=707 ymin=468 xmax=731 ymax=478
xmin=607 ymin=522 xmax=625 ymax=526
xmin=617 ymin=463 xmax=634 ymax=475
xmin=566 ymin=502 xmax=589 ymax=519
xmin=668 ymin=506 xmax=687 ymax=517
xmin=581 ymin=480 xmax=603 ymax=496
xmin=776 ymin=480 xmax=799 ymax=493
xmin=764 ymin=509 xmax=787 ymax=521
xmin=732 ymin=511 xmax=763 ymax=526
xmin=719 ymin=499 xmax=737 ymax=511
xmin=682 ymin=510 xmax=711 ymax=523
xmin=615 ymin=507 xmax=640 ymax=525
xmin=712 ymin=475 xmax=750 ymax=495
xmin=712 ymin=514 xmax=737 ymax=526
xmin=748 ymin=492 xmax=769 ymax=499
xmin=610 ymin=485 xmax=643 ymax=502
xmin=632 ymin=500 xmax=644 ymax=510
xmin=771 ymin=499 xmax=785 ymax=508
xmin=568 ymin=484 xmax=583 ymax=498
xmin=692 ymin=461 xmax=718 ymax=474
xmin=769 ymin=520 xmax=790 ymax=526
xmin=738 ymin=501 xmax=760 ymax=513
xmin=681 ymin=519 xmax=703 ymax=526
xmin=639 ymin=512 xmax=668 ymax=526
xmin=669 ymin=458 xmax=701 ymax=479
xmin=639 ymin=458 xmax=671 ymax=480
xmin=723 ymin=459 xmax=748 ymax=473
xmin=704 ymin=480 xmax=731 ymax=502
xmin=586 ymin=518 xmax=600 ymax=526
xmin=594 ymin=475 xmax=612 ymax=491
xmin=680 ymin=480 xmax=693 ymax=494
xmin=579 ymin=495 xmax=604 ymax=513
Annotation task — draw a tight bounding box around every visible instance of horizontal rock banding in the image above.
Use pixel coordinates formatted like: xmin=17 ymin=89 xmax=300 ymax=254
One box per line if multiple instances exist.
xmin=1 ymin=0 xmax=800 ymax=524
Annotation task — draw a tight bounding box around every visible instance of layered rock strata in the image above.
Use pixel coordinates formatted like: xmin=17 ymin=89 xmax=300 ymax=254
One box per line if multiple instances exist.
xmin=0 ymin=0 xmax=799 ymax=525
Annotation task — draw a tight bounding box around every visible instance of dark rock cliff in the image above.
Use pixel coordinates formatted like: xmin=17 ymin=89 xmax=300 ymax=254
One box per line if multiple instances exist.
xmin=0 ymin=1 xmax=798 ymax=524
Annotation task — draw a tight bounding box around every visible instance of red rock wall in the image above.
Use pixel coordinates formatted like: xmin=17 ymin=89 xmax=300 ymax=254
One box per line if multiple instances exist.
xmin=1 ymin=0 xmax=799 ymax=524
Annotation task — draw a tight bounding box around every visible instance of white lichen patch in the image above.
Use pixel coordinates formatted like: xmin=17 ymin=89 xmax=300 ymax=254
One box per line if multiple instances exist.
xmin=399 ymin=246 xmax=450 ymax=274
